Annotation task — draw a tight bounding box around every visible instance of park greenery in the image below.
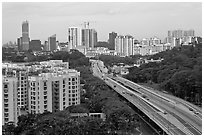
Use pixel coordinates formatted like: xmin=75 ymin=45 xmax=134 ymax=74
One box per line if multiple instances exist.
xmin=125 ymin=44 xmax=202 ymax=105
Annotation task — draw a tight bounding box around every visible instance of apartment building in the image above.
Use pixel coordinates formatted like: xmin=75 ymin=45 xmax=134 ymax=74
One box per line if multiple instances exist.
xmin=2 ymin=60 xmax=81 ymax=124
xmin=28 ymin=70 xmax=80 ymax=114
xmin=2 ymin=77 xmax=19 ymax=125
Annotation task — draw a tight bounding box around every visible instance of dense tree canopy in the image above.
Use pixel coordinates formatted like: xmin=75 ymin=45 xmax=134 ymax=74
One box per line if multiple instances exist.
xmin=125 ymin=44 xmax=202 ymax=105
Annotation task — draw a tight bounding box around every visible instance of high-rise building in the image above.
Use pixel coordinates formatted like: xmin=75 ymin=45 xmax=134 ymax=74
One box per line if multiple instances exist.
xmin=166 ymin=29 xmax=195 ymax=46
xmin=17 ymin=37 xmax=23 ymax=51
xmin=28 ymin=70 xmax=80 ymax=114
xmin=82 ymin=29 xmax=90 ymax=48
xmin=68 ymin=27 xmax=81 ymax=49
xmin=2 ymin=60 xmax=81 ymax=123
xmin=22 ymin=20 xmax=30 ymax=51
xmin=81 ymin=28 xmax=97 ymax=48
xmin=115 ymin=35 xmax=124 ymax=55
xmin=89 ymin=29 xmax=97 ymax=48
xmin=29 ymin=40 xmax=42 ymax=51
xmin=2 ymin=77 xmax=19 ymax=125
xmin=184 ymin=29 xmax=195 ymax=37
xmin=48 ymin=34 xmax=56 ymax=51
xmin=115 ymin=35 xmax=134 ymax=56
xmin=108 ymin=32 xmax=117 ymax=50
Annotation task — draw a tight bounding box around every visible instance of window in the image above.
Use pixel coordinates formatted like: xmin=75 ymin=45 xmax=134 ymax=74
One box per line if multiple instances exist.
xmin=44 ymin=87 xmax=47 ymax=90
xmin=4 ymin=108 xmax=9 ymax=112
xmin=4 ymin=113 xmax=9 ymax=117
xmin=4 ymin=104 xmax=8 ymax=107
xmin=44 ymin=96 xmax=47 ymax=100
xmin=72 ymin=94 xmax=75 ymax=97
xmin=4 ymin=84 xmax=8 ymax=89
xmin=4 ymin=94 xmax=8 ymax=98
xmin=44 ymin=101 xmax=47 ymax=104
xmin=63 ymin=102 xmax=65 ymax=105
xmin=4 ymin=118 xmax=9 ymax=122
xmin=63 ymin=98 xmax=65 ymax=101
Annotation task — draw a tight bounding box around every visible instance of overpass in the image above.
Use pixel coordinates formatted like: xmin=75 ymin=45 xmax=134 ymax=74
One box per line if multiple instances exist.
xmin=91 ymin=60 xmax=202 ymax=135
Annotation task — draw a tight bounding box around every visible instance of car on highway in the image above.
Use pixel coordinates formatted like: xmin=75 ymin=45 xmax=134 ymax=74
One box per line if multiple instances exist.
xmin=189 ymin=108 xmax=193 ymax=111
xmin=114 ymin=85 xmax=116 ymax=88
xmin=142 ymin=94 xmax=147 ymax=98
xmin=194 ymin=111 xmax=199 ymax=115
xmin=163 ymin=111 xmax=168 ymax=115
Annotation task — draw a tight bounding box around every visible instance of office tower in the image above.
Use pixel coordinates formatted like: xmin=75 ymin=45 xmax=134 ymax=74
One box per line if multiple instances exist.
xmin=2 ymin=77 xmax=19 ymax=125
xmin=89 ymin=29 xmax=97 ymax=48
xmin=22 ymin=20 xmax=30 ymax=51
xmin=17 ymin=37 xmax=23 ymax=51
xmin=48 ymin=34 xmax=56 ymax=51
xmin=81 ymin=29 xmax=90 ymax=48
xmin=29 ymin=40 xmax=42 ymax=51
xmin=108 ymin=32 xmax=117 ymax=50
xmin=81 ymin=28 xmax=97 ymax=48
xmin=93 ymin=29 xmax=98 ymax=47
xmin=43 ymin=41 xmax=49 ymax=51
xmin=68 ymin=27 xmax=81 ymax=49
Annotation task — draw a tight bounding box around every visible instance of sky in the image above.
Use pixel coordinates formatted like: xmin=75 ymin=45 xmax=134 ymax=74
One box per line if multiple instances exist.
xmin=2 ymin=2 xmax=202 ymax=44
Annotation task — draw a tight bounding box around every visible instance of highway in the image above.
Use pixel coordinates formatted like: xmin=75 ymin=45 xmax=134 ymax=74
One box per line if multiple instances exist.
xmin=91 ymin=60 xmax=202 ymax=135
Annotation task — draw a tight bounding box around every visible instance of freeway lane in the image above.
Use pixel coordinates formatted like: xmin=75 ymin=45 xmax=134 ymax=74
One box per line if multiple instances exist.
xmin=105 ymin=77 xmax=186 ymax=135
xmin=92 ymin=60 xmax=202 ymax=135
xmin=113 ymin=76 xmax=202 ymax=135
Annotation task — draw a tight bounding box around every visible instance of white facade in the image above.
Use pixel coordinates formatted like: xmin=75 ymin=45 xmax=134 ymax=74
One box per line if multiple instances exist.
xmin=2 ymin=60 xmax=81 ymax=123
xmin=2 ymin=77 xmax=19 ymax=125
xmin=28 ymin=70 xmax=80 ymax=114
xmin=115 ymin=35 xmax=134 ymax=56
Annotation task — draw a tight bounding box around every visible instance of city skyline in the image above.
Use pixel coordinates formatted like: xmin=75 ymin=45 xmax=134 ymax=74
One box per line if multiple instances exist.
xmin=2 ymin=2 xmax=202 ymax=44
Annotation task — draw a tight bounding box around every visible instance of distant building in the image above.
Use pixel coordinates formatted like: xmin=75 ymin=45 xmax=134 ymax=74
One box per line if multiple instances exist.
xmin=68 ymin=27 xmax=81 ymax=49
xmin=22 ymin=20 xmax=30 ymax=51
xmin=17 ymin=37 xmax=23 ymax=51
xmin=108 ymin=32 xmax=117 ymax=50
xmin=48 ymin=34 xmax=56 ymax=51
xmin=81 ymin=28 xmax=97 ymax=48
xmin=166 ymin=29 xmax=196 ymax=46
xmin=29 ymin=40 xmax=42 ymax=51
xmin=141 ymin=38 xmax=150 ymax=46
xmin=149 ymin=37 xmax=161 ymax=45
xmin=115 ymin=35 xmax=134 ymax=56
